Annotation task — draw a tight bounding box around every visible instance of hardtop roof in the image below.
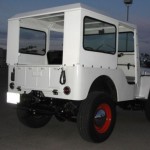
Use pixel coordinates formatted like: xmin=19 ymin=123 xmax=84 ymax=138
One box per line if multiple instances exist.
xmin=9 ymin=3 xmax=136 ymax=29
xmin=10 ymin=3 xmax=90 ymax=19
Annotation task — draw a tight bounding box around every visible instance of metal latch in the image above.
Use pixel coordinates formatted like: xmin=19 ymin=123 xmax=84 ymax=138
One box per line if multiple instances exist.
xmin=52 ymin=89 xmax=58 ymax=95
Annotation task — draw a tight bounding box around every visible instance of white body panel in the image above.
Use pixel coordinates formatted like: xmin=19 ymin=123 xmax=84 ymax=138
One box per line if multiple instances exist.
xmin=15 ymin=65 xmax=61 ymax=90
xmin=63 ymin=10 xmax=82 ymax=65
xmin=8 ymin=65 xmax=135 ymax=101
xmin=139 ymin=76 xmax=150 ymax=98
xmin=7 ymin=20 xmax=20 ymax=65
xmin=138 ymin=68 xmax=150 ymax=98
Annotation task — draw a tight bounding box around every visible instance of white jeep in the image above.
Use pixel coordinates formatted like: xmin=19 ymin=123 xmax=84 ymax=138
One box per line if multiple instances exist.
xmin=6 ymin=3 xmax=150 ymax=143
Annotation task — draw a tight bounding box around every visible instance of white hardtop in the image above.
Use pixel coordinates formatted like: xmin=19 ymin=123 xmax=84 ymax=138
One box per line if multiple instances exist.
xmin=9 ymin=3 xmax=136 ymax=29
xmin=10 ymin=3 xmax=93 ymax=19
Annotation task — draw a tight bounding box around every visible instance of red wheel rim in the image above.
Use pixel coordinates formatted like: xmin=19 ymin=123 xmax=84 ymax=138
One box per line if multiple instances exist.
xmin=94 ymin=103 xmax=112 ymax=134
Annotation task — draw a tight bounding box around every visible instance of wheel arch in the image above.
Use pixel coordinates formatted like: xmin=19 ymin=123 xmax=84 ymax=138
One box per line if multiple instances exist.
xmin=88 ymin=75 xmax=118 ymax=102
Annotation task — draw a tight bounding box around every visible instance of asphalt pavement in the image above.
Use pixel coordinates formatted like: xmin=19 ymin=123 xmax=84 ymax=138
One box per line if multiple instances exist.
xmin=0 ymin=68 xmax=150 ymax=150
xmin=0 ymin=99 xmax=150 ymax=150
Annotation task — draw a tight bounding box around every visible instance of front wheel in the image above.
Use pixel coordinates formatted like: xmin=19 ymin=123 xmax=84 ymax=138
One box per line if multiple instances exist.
xmin=77 ymin=92 xmax=116 ymax=143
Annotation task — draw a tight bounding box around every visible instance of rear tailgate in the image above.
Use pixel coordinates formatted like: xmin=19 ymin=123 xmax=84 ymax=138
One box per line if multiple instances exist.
xmin=15 ymin=65 xmax=62 ymax=91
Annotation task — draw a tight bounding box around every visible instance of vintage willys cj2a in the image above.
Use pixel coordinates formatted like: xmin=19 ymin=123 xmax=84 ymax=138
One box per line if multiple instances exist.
xmin=6 ymin=3 xmax=150 ymax=142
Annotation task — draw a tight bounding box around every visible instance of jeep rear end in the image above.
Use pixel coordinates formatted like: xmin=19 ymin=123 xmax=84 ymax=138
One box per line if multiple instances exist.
xmin=7 ymin=3 xmax=150 ymax=143
xmin=7 ymin=5 xmax=84 ymax=102
xmin=7 ymin=4 xmax=85 ymax=128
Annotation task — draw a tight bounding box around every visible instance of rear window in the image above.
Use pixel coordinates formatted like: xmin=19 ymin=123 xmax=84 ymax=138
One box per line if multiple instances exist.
xmin=19 ymin=28 xmax=46 ymax=55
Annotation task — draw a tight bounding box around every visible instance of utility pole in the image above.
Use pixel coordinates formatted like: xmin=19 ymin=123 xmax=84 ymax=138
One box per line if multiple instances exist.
xmin=124 ymin=0 xmax=133 ymax=21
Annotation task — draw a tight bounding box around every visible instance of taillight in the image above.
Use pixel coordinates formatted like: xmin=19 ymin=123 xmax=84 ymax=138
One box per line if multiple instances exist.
xmin=9 ymin=82 xmax=14 ymax=89
xmin=63 ymin=86 xmax=71 ymax=95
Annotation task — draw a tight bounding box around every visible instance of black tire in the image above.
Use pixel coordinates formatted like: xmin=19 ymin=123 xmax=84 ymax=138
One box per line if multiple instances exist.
xmin=17 ymin=95 xmax=52 ymax=128
xmin=145 ymin=93 xmax=150 ymax=121
xmin=77 ymin=92 xmax=116 ymax=143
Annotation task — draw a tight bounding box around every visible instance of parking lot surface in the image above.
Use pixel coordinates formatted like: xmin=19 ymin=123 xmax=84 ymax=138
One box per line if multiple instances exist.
xmin=0 ymin=68 xmax=150 ymax=150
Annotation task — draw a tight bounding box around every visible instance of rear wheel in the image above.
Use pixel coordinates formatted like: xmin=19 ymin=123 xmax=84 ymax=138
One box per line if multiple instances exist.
xmin=17 ymin=95 xmax=52 ymax=128
xmin=77 ymin=92 xmax=116 ymax=143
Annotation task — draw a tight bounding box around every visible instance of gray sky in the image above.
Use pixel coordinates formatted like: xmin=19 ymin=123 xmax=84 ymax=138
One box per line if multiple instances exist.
xmin=0 ymin=0 xmax=150 ymax=54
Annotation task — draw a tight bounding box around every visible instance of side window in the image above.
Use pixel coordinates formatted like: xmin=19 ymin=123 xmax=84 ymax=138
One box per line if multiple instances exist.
xmin=118 ymin=32 xmax=134 ymax=52
xmin=83 ymin=17 xmax=116 ymax=54
xmin=19 ymin=28 xmax=46 ymax=55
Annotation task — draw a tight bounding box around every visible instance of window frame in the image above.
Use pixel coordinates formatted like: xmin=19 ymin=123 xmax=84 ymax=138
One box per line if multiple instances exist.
xmin=83 ymin=16 xmax=117 ymax=55
xmin=19 ymin=27 xmax=47 ymax=56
